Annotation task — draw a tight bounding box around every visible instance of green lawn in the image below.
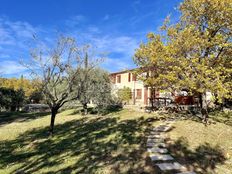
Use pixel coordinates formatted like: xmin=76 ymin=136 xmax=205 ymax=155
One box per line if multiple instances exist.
xmin=0 ymin=109 xmax=160 ymax=174
xmin=0 ymin=109 xmax=231 ymax=174
xmin=167 ymin=112 xmax=232 ymax=174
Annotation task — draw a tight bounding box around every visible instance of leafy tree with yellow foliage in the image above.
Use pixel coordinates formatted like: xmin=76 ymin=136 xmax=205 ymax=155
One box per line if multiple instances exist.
xmin=134 ymin=33 xmax=180 ymax=107
xmin=134 ymin=0 xmax=232 ymax=122
xmin=0 ymin=76 xmax=40 ymax=97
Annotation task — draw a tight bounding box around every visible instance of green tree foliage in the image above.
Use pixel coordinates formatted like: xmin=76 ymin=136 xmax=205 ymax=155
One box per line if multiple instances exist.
xmin=74 ymin=61 xmax=112 ymax=115
xmin=0 ymin=88 xmax=14 ymax=111
xmin=117 ymin=87 xmax=132 ymax=104
xmin=0 ymin=88 xmax=25 ymax=111
xmin=13 ymin=89 xmax=26 ymax=111
xmin=75 ymin=51 xmax=96 ymax=115
xmin=29 ymin=90 xmax=44 ymax=103
xmin=91 ymin=68 xmax=112 ymax=114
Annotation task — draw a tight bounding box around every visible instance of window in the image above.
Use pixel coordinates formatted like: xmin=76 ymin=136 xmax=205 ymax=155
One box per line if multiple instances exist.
xmin=117 ymin=75 xmax=121 ymax=83
xmin=128 ymin=73 xmax=131 ymax=82
xmin=136 ymin=89 xmax=142 ymax=99
xmin=132 ymin=74 xmax=136 ymax=81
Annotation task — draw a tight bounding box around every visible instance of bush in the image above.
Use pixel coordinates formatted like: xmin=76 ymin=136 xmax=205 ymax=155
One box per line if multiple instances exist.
xmin=116 ymin=87 xmax=132 ymax=104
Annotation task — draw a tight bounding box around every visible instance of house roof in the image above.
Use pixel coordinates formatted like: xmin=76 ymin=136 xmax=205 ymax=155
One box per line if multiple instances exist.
xmin=110 ymin=68 xmax=137 ymax=75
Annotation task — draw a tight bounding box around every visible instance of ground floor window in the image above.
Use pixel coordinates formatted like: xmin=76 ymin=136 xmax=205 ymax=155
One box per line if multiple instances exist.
xmin=136 ymin=89 xmax=142 ymax=99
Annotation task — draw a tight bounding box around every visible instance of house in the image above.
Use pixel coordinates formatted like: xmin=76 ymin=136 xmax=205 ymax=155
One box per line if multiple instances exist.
xmin=110 ymin=69 xmax=211 ymax=107
xmin=110 ymin=69 xmax=164 ymax=106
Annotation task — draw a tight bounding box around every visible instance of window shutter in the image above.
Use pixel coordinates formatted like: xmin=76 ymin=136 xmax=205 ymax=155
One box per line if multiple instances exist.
xmin=117 ymin=75 xmax=121 ymax=83
xmin=136 ymin=89 xmax=142 ymax=99
xmin=132 ymin=74 xmax=136 ymax=81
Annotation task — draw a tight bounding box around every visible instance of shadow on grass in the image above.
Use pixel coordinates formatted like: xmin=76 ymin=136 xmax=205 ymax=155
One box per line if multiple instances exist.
xmin=0 ymin=115 xmax=159 ymax=174
xmin=0 ymin=111 xmax=50 ymax=126
xmin=168 ymin=137 xmax=226 ymax=174
xmin=70 ymin=105 xmax=123 ymax=116
xmin=209 ymin=111 xmax=232 ymax=126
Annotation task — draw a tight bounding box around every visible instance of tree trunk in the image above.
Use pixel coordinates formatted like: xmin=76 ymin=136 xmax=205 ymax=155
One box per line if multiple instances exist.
xmin=49 ymin=108 xmax=58 ymax=135
xmin=220 ymin=101 xmax=224 ymax=111
xmin=202 ymin=108 xmax=208 ymax=124
xmin=214 ymin=93 xmax=219 ymax=106
xmin=151 ymin=88 xmax=156 ymax=109
xmin=83 ymin=103 xmax=88 ymax=115
xmin=199 ymin=93 xmax=203 ymax=109
xmin=11 ymin=106 xmax=16 ymax=112
xmin=199 ymin=93 xmax=208 ymax=124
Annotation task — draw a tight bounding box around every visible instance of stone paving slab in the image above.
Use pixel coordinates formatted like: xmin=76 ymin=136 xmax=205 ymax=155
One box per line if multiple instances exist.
xmin=147 ymin=142 xmax=167 ymax=148
xmin=147 ymin=147 xmax=168 ymax=153
xmin=146 ymin=143 xmax=156 ymax=147
xmin=150 ymin=154 xmax=174 ymax=161
xmin=147 ymin=135 xmax=164 ymax=139
xmin=176 ymin=172 xmax=196 ymax=174
xmin=147 ymin=134 xmax=167 ymax=139
xmin=156 ymin=162 xmax=186 ymax=171
xmin=147 ymin=143 xmax=156 ymax=147
xmin=153 ymin=126 xmax=172 ymax=132
xmin=150 ymin=131 xmax=161 ymax=135
xmin=147 ymin=138 xmax=164 ymax=143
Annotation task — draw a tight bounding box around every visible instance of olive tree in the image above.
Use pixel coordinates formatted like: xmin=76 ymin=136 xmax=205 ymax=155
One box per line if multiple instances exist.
xmin=91 ymin=68 xmax=112 ymax=114
xmin=25 ymin=36 xmax=85 ymax=135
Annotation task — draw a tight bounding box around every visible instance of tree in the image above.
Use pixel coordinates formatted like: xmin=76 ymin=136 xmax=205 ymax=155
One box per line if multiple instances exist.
xmin=134 ymin=0 xmax=232 ymax=123
xmin=76 ymin=52 xmax=94 ymax=115
xmin=24 ymin=36 xmax=85 ymax=135
xmin=134 ymin=33 xmax=179 ymax=107
xmin=91 ymin=68 xmax=112 ymax=114
xmin=29 ymin=90 xmax=44 ymax=103
xmin=13 ymin=88 xmax=25 ymax=111
xmin=0 ymin=87 xmax=14 ymax=111
xmin=117 ymin=87 xmax=132 ymax=104
xmin=170 ymin=0 xmax=232 ymax=122
xmin=71 ymin=47 xmax=103 ymax=115
xmin=0 ymin=87 xmax=25 ymax=111
xmin=0 ymin=77 xmax=39 ymax=97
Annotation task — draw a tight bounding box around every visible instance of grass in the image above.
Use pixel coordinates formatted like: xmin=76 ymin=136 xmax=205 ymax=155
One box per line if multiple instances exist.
xmin=167 ymin=111 xmax=232 ymax=174
xmin=209 ymin=110 xmax=232 ymax=126
xmin=0 ymin=108 xmax=231 ymax=173
xmin=0 ymin=109 xmax=162 ymax=174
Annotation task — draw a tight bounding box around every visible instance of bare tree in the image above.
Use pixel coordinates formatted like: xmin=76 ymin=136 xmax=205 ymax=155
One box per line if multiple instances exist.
xmin=24 ymin=36 xmax=84 ymax=135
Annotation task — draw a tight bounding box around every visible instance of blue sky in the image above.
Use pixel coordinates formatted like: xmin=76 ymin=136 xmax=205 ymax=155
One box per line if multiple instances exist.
xmin=0 ymin=0 xmax=181 ymax=77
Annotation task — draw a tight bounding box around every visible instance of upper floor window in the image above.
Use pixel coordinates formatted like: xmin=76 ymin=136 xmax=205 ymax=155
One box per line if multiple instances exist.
xmin=132 ymin=74 xmax=137 ymax=81
xmin=117 ymin=75 xmax=121 ymax=83
xmin=128 ymin=73 xmax=131 ymax=82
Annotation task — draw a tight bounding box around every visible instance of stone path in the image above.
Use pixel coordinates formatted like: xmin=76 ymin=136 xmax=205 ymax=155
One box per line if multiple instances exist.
xmin=147 ymin=119 xmax=196 ymax=174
